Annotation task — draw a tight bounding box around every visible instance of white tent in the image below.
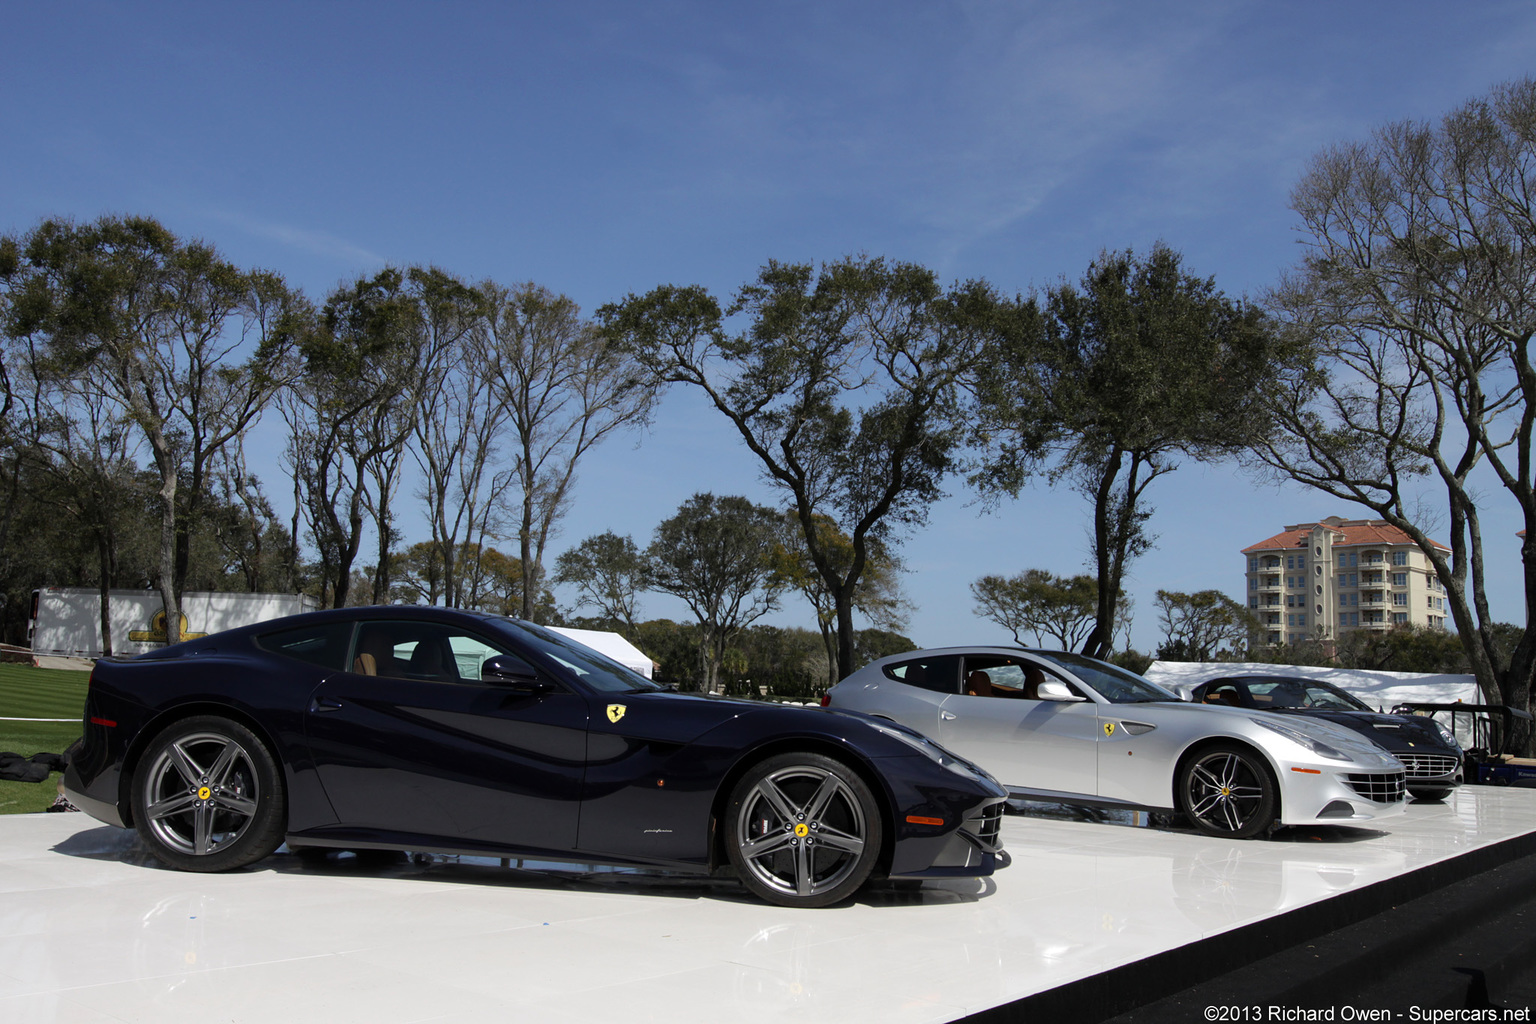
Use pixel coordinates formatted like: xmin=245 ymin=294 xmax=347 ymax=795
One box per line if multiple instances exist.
xmin=548 ymin=627 xmax=655 ymax=679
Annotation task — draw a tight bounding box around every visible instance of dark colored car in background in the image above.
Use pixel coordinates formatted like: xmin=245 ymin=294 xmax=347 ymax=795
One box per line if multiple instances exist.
xmin=63 ymin=606 xmax=1007 ymax=908
xmin=1190 ymin=675 xmax=1462 ymax=801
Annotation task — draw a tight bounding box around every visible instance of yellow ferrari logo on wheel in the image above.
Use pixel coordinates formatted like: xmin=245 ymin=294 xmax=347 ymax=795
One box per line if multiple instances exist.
xmin=1103 ymin=722 xmax=1116 ymax=737
xmin=606 ymin=704 xmax=626 ymax=723
xmin=197 ymin=786 xmax=211 ymax=800
xmin=794 ymin=823 xmax=809 ymax=837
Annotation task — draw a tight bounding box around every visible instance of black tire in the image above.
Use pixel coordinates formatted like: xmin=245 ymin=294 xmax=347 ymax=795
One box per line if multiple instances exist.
xmin=1178 ymin=743 xmax=1278 ymax=840
xmin=724 ymin=752 xmax=883 ymax=908
xmin=131 ymin=715 xmax=286 ymax=872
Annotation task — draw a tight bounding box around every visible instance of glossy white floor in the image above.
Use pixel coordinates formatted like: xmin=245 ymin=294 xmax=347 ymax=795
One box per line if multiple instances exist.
xmin=4 ymin=787 xmax=1536 ymax=1024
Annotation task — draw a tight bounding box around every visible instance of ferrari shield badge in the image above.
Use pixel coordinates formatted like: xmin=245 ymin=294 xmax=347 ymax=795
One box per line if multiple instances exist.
xmin=1103 ymin=722 xmax=1116 ymax=737
xmin=607 ymin=703 xmax=627 ymax=724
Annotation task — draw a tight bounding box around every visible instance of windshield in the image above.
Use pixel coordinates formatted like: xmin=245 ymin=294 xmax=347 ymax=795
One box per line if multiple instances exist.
xmin=1032 ymin=651 xmax=1182 ymax=704
xmin=1247 ymin=678 xmax=1371 ymax=711
xmin=499 ymin=620 xmax=663 ymax=693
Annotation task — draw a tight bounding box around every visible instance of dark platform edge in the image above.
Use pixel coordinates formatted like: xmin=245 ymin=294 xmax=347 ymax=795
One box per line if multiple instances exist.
xmin=962 ymin=827 xmax=1536 ymax=1023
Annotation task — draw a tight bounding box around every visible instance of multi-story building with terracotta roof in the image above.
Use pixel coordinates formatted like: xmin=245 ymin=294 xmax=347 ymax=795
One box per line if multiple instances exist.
xmin=1242 ymin=516 xmax=1451 ymax=646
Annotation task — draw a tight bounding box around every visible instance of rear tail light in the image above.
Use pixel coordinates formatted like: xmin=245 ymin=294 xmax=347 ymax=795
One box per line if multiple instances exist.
xmin=820 ymin=694 xmax=831 ymax=707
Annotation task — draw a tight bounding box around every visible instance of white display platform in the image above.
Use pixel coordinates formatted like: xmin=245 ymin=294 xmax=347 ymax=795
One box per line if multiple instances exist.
xmin=4 ymin=787 xmax=1536 ymax=1023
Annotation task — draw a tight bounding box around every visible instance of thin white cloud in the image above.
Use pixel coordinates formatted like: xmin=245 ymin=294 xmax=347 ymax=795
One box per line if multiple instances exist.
xmin=201 ymin=208 xmax=386 ymax=267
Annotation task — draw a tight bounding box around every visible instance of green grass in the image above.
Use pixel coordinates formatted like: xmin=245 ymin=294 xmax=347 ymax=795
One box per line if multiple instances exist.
xmin=0 ymin=663 xmax=89 ymax=814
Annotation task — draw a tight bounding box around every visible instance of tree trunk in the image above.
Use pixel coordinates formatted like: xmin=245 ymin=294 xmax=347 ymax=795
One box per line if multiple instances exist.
xmin=152 ymin=440 xmax=181 ymax=647
xmin=1080 ymin=449 xmax=1123 ymax=660
xmin=95 ymin=555 xmax=113 ymax=659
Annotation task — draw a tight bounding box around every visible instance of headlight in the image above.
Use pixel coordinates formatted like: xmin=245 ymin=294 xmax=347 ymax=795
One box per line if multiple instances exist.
xmin=1248 ymin=716 xmax=1354 ymax=762
xmin=1432 ymin=720 xmax=1460 ymax=749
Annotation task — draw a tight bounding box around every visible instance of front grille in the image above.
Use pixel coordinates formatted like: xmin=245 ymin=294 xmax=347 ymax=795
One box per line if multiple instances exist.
xmin=1397 ymin=753 xmax=1460 ymax=779
xmin=964 ymin=802 xmax=1005 ymax=850
xmin=1346 ymin=771 xmax=1407 ymax=803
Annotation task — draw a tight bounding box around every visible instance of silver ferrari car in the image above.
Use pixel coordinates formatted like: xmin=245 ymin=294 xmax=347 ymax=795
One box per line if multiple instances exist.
xmin=824 ymin=647 xmax=1408 ymax=839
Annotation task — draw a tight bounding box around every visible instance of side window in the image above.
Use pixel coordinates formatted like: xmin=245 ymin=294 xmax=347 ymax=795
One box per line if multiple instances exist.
xmin=960 ymin=656 xmax=1071 ymax=699
xmin=350 ymin=621 xmax=536 ymax=684
xmin=1202 ymin=683 xmax=1246 ymax=706
xmin=255 ymin=621 xmax=353 ymax=670
xmin=450 ymin=633 xmax=534 ymax=681
xmin=883 ymin=655 xmax=961 ymax=694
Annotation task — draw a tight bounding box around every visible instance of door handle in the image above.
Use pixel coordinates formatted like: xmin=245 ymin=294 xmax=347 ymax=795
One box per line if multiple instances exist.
xmin=940 ymin=711 xmax=956 ymax=721
xmin=310 ymin=696 xmax=343 ymax=713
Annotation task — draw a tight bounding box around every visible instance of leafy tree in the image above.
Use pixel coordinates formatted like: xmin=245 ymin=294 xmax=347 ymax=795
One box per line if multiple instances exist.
xmin=1109 ymin=649 xmax=1155 ymax=675
xmin=1153 ymin=588 xmax=1260 ymax=662
xmin=1254 ymin=78 xmax=1536 ymax=727
xmin=1333 ymin=623 xmax=1473 ymax=676
xmin=629 ymin=618 xmax=702 ymax=687
xmin=970 ymin=569 xmax=1100 ymax=649
xmin=725 ymin=624 xmax=829 ymax=699
xmin=976 ymin=245 xmax=1280 ymax=659
xmin=601 ymin=256 xmax=1021 ymax=679
xmin=851 ymin=627 xmax=917 ymax=670
xmin=769 ymin=511 xmax=910 ymax=685
xmin=389 ymin=541 xmax=447 ymax=606
xmin=645 ymin=493 xmax=784 ymax=693
xmin=0 ymin=215 xmax=303 ymax=643
xmin=483 ymin=283 xmax=653 ymax=621
xmin=5 ymin=328 xmax=147 ymax=651
xmin=553 ymin=531 xmax=650 ymax=633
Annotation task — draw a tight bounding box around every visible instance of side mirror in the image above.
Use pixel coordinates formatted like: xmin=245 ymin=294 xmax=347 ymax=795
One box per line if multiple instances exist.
xmin=1037 ymin=680 xmax=1087 ymax=703
xmin=481 ymin=655 xmax=547 ymax=691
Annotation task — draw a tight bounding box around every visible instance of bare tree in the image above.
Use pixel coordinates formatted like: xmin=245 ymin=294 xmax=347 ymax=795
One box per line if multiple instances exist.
xmin=410 ymin=272 xmax=509 ymax=607
xmin=484 ymin=282 xmax=652 ymax=621
xmin=1255 ymin=78 xmax=1536 ymax=721
xmin=283 ymin=268 xmax=454 ymax=607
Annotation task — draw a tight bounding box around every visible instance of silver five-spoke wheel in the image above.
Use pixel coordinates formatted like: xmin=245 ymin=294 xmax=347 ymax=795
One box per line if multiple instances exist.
xmin=725 ymin=753 xmax=882 ymax=907
xmin=133 ymin=716 xmax=285 ymax=871
xmin=1179 ymin=744 xmax=1277 ymax=840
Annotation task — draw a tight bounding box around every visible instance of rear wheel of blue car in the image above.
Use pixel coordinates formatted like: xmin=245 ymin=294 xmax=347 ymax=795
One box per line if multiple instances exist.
xmin=725 ymin=753 xmax=883 ymax=908
xmin=132 ymin=716 xmax=286 ymax=872
xmin=1178 ymin=744 xmax=1278 ymax=840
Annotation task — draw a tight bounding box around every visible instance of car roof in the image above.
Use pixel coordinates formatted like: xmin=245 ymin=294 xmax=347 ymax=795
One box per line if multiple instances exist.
xmin=858 ymin=646 xmax=1092 ymax=671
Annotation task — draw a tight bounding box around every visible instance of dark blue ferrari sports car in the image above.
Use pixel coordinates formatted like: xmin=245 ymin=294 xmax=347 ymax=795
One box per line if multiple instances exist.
xmin=63 ymin=606 xmax=1007 ymax=907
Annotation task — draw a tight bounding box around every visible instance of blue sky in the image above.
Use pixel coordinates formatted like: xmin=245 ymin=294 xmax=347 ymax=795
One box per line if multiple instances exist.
xmin=6 ymin=2 xmax=1535 ymax=651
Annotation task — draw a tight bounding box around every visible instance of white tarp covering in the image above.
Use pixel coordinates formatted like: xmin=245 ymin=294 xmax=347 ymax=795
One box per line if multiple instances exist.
xmin=1144 ymin=660 xmax=1482 ymax=711
xmin=548 ymin=626 xmax=654 ymax=679
xmin=29 ymin=587 xmax=318 ymax=660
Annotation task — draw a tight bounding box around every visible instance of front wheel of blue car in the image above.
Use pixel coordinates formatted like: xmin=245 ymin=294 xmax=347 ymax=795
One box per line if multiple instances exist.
xmin=132 ymin=716 xmax=286 ymax=872
xmin=725 ymin=753 xmax=883 ymax=908
xmin=1178 ymin=744 xmax=1278 ymax=840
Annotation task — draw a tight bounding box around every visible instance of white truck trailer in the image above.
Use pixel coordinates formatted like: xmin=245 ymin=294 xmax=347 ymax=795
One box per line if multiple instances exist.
xmin=28 ymin=587 xmax=319 ymax=661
